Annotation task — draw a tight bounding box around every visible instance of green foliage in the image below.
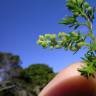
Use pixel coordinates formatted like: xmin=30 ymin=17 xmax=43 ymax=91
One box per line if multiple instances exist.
xmin=37 ymin=31 xmax=88 ymax=52
xmin=0 ymin=52 xmax=25 ymax=96
xmin=24 ymin=64 xmax=56 ymax=86
xmin=37 ymin=0 xmax=96 ymax=78
xmin=78 ymin=50 xmax=96 ymax=78
xmin=22 ymin=64 xmax=56 ymax=95
xmin=0 ymin=52 xmax=55 ymax=96
xmin=0 ymin=89 xmax=15 ymax=96
xmin=0 ymin=52 xmax=56 ymax=96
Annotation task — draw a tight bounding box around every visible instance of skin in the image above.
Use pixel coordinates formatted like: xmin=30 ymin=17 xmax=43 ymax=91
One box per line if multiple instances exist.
xmin=38 ymin=62 xmax=96 ymax=96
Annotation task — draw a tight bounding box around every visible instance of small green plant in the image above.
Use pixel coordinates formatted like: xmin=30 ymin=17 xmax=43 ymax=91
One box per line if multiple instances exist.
xmin=37 ymin=0 xmax=96 ymax=78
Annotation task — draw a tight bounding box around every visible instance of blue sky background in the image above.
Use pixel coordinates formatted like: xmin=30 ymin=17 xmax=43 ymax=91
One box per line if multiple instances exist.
xmin=0 ymin=0 xmax=96 ymax=72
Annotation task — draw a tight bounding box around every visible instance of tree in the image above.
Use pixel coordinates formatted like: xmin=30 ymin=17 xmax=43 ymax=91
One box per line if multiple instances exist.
xmin=0 ymin=52 xmax=56 ymax=96
xmin=0 ymin=52 xmax=22 ymax=81
xmin=0 ymin=52 xmax=33 ymax=96
xmin=23 ymin=64 xmax=56 ymax=95
xmin=0 ymin=52 xmax=25 ymax=96
xmin=37 ymin=0 xmax=96 ymax=78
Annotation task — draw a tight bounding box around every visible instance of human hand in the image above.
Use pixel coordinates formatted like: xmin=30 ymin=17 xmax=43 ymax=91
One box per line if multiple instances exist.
xmin=39 ymin=62 xmax=96 ymax=96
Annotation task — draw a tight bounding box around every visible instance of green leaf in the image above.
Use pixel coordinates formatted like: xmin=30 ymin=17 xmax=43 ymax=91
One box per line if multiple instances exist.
xmin=59 ymin=16 xmax=76 ymax=25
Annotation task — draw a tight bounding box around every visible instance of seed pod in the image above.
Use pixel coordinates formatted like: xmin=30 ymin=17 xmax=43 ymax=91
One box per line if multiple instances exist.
xmin=58 ymin=32 xmax=67 ymax=38
xmin=50 ymin=34 xmax=56 ymax=40
xmin=65 ymin=35 xmax=70 ymax=41
xmin=66 ymin=2 xmax=73 ymax=8
xmin=37 ymin=40 xmax=42 ymax=45
xmin=50 ymin=46 xmax=54 ymax=49
xmin=55 ymin=45 xmax=62 ymax=49
xmin=77 ymin=0 xmax=84 ymax=5
xmin=70 ymin=46 xmax=77 ymax=51
xmin=87 ymin=7 xmax=92 ymax=14
xmin=84 ymin=2 xmax=89 ymax=8
xmin=74 ymin=12 xmax=79 ymax=16
xmin=77 ymin=42 xmax=86 ymax=47
xmin=42 ymin=42 xmax=47 ymax=48
xmin=39 ymin=35 xmax=44 ymax=41
xmin=70 ymin=32 xmax=78 ymax=37
xmin=58 ymin=32 xmax=62 ymax=38
xmin=71 ymin=0 xmax=76 ymax=4
xmin=45 ymin=34 xmax=51 ymax=39
xmin=61 ymin=32 xmax=67 ymax=36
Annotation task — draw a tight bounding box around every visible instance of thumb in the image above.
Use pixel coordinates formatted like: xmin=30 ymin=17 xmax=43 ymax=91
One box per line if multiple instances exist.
xmin=39 ymin=62 xmax=96 ymax=96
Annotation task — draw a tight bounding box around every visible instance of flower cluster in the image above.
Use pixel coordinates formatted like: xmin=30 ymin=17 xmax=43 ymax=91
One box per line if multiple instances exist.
xmin=37 ymin=0 xmax=96 ymax=78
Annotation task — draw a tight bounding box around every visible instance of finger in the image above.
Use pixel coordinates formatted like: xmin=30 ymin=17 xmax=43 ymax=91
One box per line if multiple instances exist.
xmin=39 ymin=62 xmax=96 ymax=96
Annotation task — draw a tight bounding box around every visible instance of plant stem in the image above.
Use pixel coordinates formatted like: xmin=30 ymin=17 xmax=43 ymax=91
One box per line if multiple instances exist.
xmin=80 ymin=8 xmax=96 ymax=47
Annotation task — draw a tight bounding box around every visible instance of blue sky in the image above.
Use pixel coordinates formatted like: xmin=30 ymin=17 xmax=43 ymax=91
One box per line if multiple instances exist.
xmin=0 ymin=0 xmax=96 ymax=72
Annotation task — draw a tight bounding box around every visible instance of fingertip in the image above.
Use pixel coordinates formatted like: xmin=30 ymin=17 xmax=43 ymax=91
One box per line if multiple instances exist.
xmin=38 ymin=62 xmax=83 ymax=96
